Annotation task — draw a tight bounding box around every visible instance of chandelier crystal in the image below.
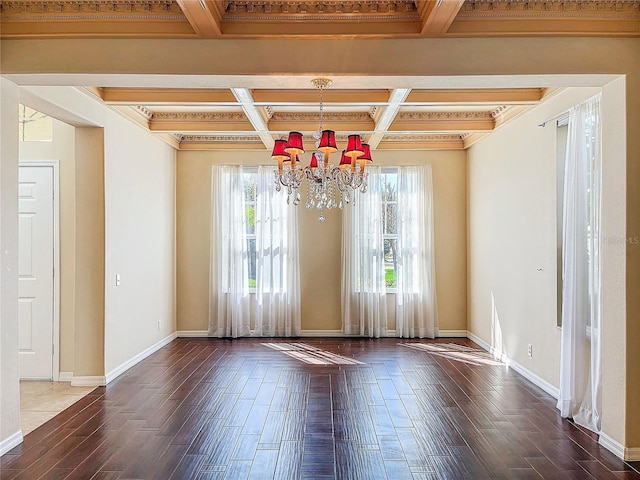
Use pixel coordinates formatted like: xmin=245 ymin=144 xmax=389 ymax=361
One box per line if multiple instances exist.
xmin=272 ymin=78 xmax=371 ymax=221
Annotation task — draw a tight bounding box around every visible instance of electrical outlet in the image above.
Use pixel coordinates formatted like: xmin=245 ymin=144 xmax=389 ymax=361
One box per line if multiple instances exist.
xmin=115 ymin=274 xmax=121 ymax=286
xmin=157 ymin=320 xmax=161 ymax=331
xmin=527 ymin=344 xmax=533 ymax=357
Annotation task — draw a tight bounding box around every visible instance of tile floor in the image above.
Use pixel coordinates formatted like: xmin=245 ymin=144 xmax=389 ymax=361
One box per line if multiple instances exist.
xmin=19 ymin=381 xmax=95 ymax=436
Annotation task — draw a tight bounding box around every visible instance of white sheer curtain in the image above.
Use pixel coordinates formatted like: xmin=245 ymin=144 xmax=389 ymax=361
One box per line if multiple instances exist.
xmin=395 ymin=166 xmax=437 ymax=338
xmin=209 ymin=165 xmax=250 ymax=338
xmin=557 ymin=93 xmax=602 ymax=433
xmin=341 ymin=166 xmax=388 ymax=337
xmin=254 ymin=166 xmax=301 ymax=336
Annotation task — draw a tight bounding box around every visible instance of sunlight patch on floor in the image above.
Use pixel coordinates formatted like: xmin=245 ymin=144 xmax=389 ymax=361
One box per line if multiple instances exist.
xmin=262 ymin=342 xmax=365 ymax=365
xmin=399 ymin=342 xmax=504 ymax=366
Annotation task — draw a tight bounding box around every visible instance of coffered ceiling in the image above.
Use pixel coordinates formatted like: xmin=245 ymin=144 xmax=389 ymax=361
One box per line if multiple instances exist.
xmin=2 ymin=0 xmax=637 ymax=151
xmin=85 ymin=85 xmax=547 ymax=151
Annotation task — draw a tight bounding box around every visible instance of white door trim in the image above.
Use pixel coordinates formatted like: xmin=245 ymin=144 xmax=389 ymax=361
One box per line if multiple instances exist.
xmin=19 ymin=161 xmax=60 ymax=382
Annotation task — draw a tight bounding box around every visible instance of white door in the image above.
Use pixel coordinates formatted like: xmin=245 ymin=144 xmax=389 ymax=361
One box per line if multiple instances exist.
xmin=18 ymin=165 xmax=54 ymax=380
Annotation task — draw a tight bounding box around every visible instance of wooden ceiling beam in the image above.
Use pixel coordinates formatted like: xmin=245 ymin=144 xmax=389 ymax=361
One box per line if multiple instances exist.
xmin=389 ymin=113 xmax=494 ymax=132
xmin=176 ymin=0 xmax=223 ymax=38
xmin=268 ymin=114 xmax=374 ymax=133
xmin=102 ymin=88 xmax=238 ymax=105
xmin=252 ymin=89 xmax=391 ymax=105
xmin=405 ymin=88 xmax=544 ymax=104
xmin=416 ymin=0 xmax=465 ymax=37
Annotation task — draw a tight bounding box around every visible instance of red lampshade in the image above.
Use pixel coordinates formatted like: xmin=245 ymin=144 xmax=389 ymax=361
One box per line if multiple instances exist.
xmin=271 ymin=139 xmax=290 ymax=161
xmin=318 ymin=130 xmax=337 ymax=154
xmin=284 ymin=131 xmax=305 ymax=156
xmin=359 ymin=143 xmax=373 ymax=163
xmin=338 ymin=150 xmax=351 ymax=169
xmin=309 ymin=153 xmax=319 ymax=169
xmin=345 ymin=134 xmax=364 ymax=159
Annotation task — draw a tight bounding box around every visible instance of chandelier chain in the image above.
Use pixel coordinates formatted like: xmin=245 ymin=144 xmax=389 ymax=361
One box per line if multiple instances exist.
xmin=319 ymin=84 xmax=324 ymax=132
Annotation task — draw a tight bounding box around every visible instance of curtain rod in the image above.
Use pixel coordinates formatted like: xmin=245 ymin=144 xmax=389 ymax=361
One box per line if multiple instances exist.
xmin=538 ymin=109 xmax=571 ymax=127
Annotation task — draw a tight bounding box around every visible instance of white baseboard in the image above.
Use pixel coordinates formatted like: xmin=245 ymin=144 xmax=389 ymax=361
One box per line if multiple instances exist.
xmin=176 ymin=329 xmax=467 ymax=338
xmin=301 ymin=329 xmax=344 ymax=337
xmin=437 ymin=329 xmax=467 ymax=338
xmin=71 ymin=376 xmax=106 ymax=387
xmin=599 ymin=433 xmax=640 ymax=461
xmin=105 ymin=332 xmax=178 ymax=384
xmin=177 ymin=330 xmax=210 ymax=337
xmin=178 ymin=329 xmax=350 ymax=337
xmin=467 ymin=331 xmax=559 ymax=399
xmin=58 ymin=371 xmax=73 ymax=382
xmin=0 ymin=430 xmax=23 ymax=456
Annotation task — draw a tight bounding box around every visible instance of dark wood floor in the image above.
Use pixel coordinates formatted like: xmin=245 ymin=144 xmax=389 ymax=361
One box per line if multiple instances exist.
xmin=2 ymin=338 xmax=639 ymax=479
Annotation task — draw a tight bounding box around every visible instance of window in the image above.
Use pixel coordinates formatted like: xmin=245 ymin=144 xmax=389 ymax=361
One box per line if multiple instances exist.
xmin=381 ymin=169 xmax=398 ymax=290
xmin=18 ymin=104 xmax=53 ymax=142
xmin=243 ymin=171 xmax=257 ymax=289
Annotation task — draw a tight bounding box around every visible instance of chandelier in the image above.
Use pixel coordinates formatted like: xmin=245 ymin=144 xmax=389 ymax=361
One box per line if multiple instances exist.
xmin=271 ymin=78 xmax=372 ymax=221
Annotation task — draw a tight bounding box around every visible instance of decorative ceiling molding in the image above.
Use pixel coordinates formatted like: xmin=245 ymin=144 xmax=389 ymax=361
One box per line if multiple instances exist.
xmin=378 ymin=133 xmax=466 ymax=150
xmin=0 ymin=0 xmax=193 ymax=37
xmin=2 ymin=0 xmax=637 ymax=37
xmin=223 ymin=0 xmax=420 ymax=18
xmin=149 ymin=111 xmax=254 ymax=132
xmin=396 ymin=111 xmax=494 ymax=120
xmin=181 ymin=134 xmax=263 ymax=142
xmin=449 ymin=0 xmax=640 ymax=36
xmin=179 ymin=134 xmax=266 ymax=150
xmin=151 ymin=111 xmax=246 ymax=120
xmin=459 ymin=0 xmax=640 ymax=18
xmin=0 ymin=0 xmax=185 ymax=18
xmin=390 ymin=111 xmax=495 ymax=132
xmin=135 ymin=105 xmax=154 ymax=120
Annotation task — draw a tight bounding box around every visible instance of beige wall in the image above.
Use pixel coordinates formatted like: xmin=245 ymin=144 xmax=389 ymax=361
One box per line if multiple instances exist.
xmin=19 ymin=118 xmax=76 ymax=374
xmin=467 ymin=86 xmax=602 ymax=388
xmin=0 ymin=78 xmax=21 ymax=450
xmin=176 ymin=149 xmax=467 ymax=334
xmin=74 ymin=127 xmax=105 ymax=377
xmin=103 ymin=109 xmax=176 ymax=375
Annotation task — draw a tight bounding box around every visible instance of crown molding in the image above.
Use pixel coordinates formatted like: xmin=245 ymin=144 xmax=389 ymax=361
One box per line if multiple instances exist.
xmin=0 ymin=0 xmax=185 ymax=18
xmin=179 ymin=134 xmax=266 ymax=150
xmin=149 ymin=111 xmax=254 ymax=132
xmin=390 ymin=111 xmax=495 ymax=132
xmin=224 ymin=0 xmax=419 ymax=18
xmin=449 ymin=0 xmax=640 ymax=37
xmin=0 ymin=0 xmax=193 ymax=38
xmin=459 ymin=0 xmax=640 ymax=18
xmin=377 ymin=133 xmax=466 ymax=150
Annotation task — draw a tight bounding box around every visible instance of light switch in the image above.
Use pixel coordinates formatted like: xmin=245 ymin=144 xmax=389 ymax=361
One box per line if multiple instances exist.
xmin=115 ymin=274 xmax=121 ymax=286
